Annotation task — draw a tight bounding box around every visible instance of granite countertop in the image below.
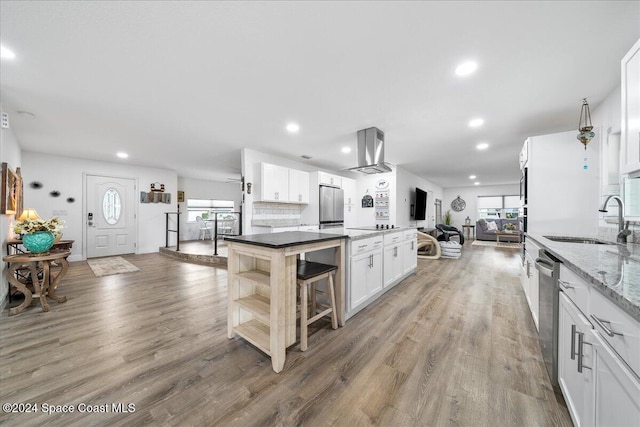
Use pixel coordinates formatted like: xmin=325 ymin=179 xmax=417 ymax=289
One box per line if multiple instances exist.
xmin=225 ymin=231 xmax=347 ymax=249
xmin=526 ymin=233 xmax=640 ymax=323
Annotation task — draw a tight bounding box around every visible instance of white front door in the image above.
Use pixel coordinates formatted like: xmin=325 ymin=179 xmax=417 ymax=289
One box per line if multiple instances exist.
xmin=86 ymin=175 xmax=136 ymax=258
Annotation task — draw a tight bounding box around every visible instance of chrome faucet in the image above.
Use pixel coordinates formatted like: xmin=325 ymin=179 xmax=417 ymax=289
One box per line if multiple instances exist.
xmin=599 ymin=195 xmax=631 ymax=244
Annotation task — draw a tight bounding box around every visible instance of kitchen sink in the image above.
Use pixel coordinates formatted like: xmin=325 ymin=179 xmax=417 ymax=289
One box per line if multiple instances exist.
xmin=543 ymin=235 xmax=613 ymax=245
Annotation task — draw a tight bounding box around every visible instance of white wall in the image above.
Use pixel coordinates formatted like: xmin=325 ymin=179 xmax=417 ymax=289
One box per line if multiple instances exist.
xmin=21 ymin=151 xmax=178 ymax=261
xmin=0 ymin=106 xmax=23 ymax=305
xmin=443 ymin=184 xmax=520 ymax=228
xmin=177 ymin=177 xmax=242 ymax=240
xmin=396 ymin=167 xmax=443 ymax=229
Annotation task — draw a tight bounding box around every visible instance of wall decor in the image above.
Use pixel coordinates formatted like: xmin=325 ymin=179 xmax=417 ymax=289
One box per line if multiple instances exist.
xmin=49 ymin=190 xmax=61 ymax=197
xmin=177 ymin=191 xmax=185 ymax=203
xmin=66 ymin=197 xmax=75 ymax=203
xmin=361 ymin=191 xmax=374 ymax=208
xmin=29 ymin=181 xmax=43 ymax=189
xmin=1 ymin=162 xmax=21 ymax=215
xmin=451 ymin=195 xmax=466 ymax=212
xmin=150 ymin=182 xmax=165 ymax=192
xmin=140 ymin=191 xmax=171 ymax=204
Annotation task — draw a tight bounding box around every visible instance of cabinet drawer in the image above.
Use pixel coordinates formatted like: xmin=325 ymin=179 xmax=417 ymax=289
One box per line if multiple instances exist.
xmin=559 ymin=264 xmax=590 ymax=315
xmin=403 ymin=230 xmax=417 ymax=241
xmin=350 ymin=236 xmax=382 ymax=256
xmin=590 ymin=288 xmax=640 ymax=377
xmin=383 ymin=231 xmax=403 ymax=246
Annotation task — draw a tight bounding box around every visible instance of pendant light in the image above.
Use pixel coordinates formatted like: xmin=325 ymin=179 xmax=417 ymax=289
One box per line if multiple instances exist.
xmin=577 ymin=98 xmax=594 ymax=150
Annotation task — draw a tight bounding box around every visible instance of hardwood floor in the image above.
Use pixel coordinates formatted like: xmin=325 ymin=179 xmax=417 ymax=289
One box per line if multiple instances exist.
xmin=0 ymin=244 xmax=572 ymax=426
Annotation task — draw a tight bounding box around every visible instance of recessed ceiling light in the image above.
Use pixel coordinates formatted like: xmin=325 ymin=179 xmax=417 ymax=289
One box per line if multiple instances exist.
xmin=1 ymin=45 xmax=16 ymax=60
xmin=455 ymin=61 xmax=477 ymax=76
xmin=469 ymin=175 xmax=476 ymax=179
xmin=116 ymin=152 xmax=129 ymax=159
xmin=341 ymin=147 xmax=352 ymax=154
xmin=469 ymin=118 xmax=484 ymax=128
xmin=476 ymin=143 xmax=489 ymax=150
xmin=474 ymin=182 xmax=480 ymax=186
xmin=286 ymin=122 xmax=300 ymax=133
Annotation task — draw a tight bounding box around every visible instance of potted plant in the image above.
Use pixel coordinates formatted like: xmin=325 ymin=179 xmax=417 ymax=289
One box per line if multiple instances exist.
xmin=13 ymin=217 xmax=65 ymax=253
xmin=504 ymin=222 xmax=516 ymax=232
xmin=444 ymin=210 xmax=452 ymax=226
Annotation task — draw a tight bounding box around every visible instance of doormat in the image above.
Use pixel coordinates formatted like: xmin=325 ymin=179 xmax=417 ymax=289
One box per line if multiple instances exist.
xmin=87 ymin=256 xmax=140 ymax=277
xmin=471 ymin=240 xmax=522 ymax=249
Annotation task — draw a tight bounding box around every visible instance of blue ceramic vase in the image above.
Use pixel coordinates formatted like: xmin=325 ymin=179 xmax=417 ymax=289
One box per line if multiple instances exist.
xmin=22 ymin=231 xmax=55 ymax=254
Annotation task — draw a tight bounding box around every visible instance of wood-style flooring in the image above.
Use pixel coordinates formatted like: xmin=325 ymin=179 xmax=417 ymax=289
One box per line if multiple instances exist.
xmin=0 ymin=243 xmax=572 ymax=426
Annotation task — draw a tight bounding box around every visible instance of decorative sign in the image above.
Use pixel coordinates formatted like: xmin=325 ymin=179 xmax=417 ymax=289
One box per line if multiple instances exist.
xmin=362 ymin=193 xmax=374 ymax=208
xmin=375 ymin=179 xmax=389 ymax=189
xmin=177 ymin=191 xmax=185 ymax=203
xmin=141 ymin=192 xmax=171 ymax=204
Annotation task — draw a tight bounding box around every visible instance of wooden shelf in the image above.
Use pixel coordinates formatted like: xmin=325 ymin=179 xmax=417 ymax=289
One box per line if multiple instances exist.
xmin=237 ymin=294 xmax=270 ymax=325
xmin=234 ymin=320 xmax=270 ymax=355
xmin=237 ymin=269 xmax=271 ymax=287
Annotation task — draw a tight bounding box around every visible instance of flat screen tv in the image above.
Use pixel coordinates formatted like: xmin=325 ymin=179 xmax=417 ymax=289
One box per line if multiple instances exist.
xmin=414 ymin=187 xmax=427 ymax=220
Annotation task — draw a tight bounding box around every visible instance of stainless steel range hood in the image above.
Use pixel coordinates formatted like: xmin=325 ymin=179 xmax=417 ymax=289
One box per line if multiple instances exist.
xmin=348 ymin=127 xmax=393 ymax=174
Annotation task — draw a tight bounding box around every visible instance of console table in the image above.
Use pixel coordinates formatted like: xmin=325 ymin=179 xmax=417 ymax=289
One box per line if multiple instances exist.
xmin=3 ymin=251 xmax=70 ymax=315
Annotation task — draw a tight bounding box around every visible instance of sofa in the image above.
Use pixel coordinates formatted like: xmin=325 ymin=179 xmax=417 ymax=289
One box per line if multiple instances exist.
xmin=476 ymin=218 xmax=522 ymax=242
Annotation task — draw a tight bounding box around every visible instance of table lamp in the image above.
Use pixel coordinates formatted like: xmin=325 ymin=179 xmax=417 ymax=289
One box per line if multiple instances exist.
xmin=18 ymin=208 xmax=41 ymax=221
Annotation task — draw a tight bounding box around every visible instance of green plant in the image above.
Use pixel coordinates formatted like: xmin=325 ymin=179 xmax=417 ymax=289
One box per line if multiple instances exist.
xmin=504 ymin=222 xmax=516 ymax=231
xmin=443 ymin=210 xmax=452 ymax=225
xmin=13 ymin=217 xmax=65 ymax=235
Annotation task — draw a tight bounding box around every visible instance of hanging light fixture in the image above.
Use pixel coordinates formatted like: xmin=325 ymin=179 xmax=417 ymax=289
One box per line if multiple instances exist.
xmin=577 ymin=98 xmax=595 ymax=149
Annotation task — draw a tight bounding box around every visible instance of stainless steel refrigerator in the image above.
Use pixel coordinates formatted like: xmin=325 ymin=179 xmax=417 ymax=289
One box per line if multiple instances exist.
xmin=319 ymin=185 xmax=344 ymax=229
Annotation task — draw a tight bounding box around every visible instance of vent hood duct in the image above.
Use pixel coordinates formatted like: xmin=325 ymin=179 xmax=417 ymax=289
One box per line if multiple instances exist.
xmin=348 ymin=127 xmax=393 ymax=174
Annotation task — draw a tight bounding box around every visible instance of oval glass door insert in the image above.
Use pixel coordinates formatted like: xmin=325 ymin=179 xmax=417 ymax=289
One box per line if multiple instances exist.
xmin=103 ymin=187 xmax=122 ymax=225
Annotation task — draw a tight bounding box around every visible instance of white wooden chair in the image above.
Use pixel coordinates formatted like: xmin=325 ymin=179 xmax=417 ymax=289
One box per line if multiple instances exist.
xmin=195 ymin=216 xmax=213 ymax=240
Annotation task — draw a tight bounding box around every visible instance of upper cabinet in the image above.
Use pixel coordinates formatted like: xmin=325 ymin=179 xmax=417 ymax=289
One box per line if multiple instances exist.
xmin=289 ymin=169 xmax=310 ymax=204
xmin=318 ymin=171 xmax=342 ymax=188
xmin=621 ymin=38 xmax=640 ymax=174
xmin=342 ymin=177 xmax=356 ymax=205
xmin=260 ymin=163 xmax=309 ymax=204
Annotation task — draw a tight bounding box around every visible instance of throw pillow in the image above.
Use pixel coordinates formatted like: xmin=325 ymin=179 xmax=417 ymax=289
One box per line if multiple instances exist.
xmin=486 ymin=221 xmax=498 ymax=231
xmin=478 ymin=218 xmax=487 ymax=231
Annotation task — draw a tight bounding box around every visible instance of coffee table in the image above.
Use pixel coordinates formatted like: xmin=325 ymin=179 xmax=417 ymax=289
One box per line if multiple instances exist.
xmin=496 ymin=231 xmax=521 ymax=243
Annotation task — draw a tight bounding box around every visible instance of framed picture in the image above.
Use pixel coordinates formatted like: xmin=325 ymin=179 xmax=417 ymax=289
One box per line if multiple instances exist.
xmin=177 ymin=191 xmax=185 ymax=203
xmin=1 ymin=162 xmax=22 ymax=215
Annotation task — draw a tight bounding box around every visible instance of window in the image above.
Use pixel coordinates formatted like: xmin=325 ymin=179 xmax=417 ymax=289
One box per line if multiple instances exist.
xmin=186 ymin=199 xmax=234 ymax=222
xmin=103 ymin=188 xmax=122 ymax=225
xmin=478 ymin=195 xmax=519 ymax=219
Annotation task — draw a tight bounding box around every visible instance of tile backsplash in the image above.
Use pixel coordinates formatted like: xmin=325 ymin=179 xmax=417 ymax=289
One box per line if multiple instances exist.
xmin=252 ymin=202 xmax=303 ymax=226
xmin=598 ymin=223 xmax=639 ymax=244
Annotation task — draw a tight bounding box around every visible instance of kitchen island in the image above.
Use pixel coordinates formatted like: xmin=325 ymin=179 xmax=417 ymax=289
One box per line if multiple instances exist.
xmin=225 ymin=231 xmax=347 ymax=373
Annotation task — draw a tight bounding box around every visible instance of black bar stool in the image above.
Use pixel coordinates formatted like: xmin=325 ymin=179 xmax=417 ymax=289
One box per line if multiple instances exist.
xmin=296 ymin=260 xmax=338 ymax=351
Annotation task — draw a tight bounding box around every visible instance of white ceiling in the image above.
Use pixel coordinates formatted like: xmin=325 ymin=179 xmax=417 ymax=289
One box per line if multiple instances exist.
xmin=1 ymin=1 xmax=639 ymax=188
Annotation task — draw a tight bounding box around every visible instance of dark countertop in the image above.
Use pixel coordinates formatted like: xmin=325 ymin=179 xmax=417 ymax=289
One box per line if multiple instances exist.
xmin=224 ymin=231 xmax=347 ymax=249
xmin=526 ymin=233 xmax=640 ymax=323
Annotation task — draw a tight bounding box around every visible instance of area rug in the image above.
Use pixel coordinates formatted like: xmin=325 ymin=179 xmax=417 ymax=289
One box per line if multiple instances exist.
xmin=471 ymin=240 xmax=522 ymax=249
xmin=87 ymin=256 xmax=140 ymax=277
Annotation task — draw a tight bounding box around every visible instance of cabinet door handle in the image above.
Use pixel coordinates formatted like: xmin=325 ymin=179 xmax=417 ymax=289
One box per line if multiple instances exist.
xmin=558 ymin=279 xmax=574 ymax=290
xmin=570 ymin=324 xmax=577 ymax=360
xmin=526 ymin=261 xmax=531 ymax=278
xmin=590 ymin=314 xmax=623 ymax=337
xmin=577 ymin=332 xmax=592 ymax=373
xmin=394 ymin=247 xmax=398 ymax=257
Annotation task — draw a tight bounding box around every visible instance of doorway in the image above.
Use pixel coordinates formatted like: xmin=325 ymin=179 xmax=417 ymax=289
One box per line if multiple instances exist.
xmin=85 ymin=175 xmax=137 ymax=258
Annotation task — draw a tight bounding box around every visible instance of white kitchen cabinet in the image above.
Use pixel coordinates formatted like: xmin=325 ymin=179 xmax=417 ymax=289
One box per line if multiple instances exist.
xmin=621 ymin=38 xmax=640 ymax=174
xmin=261 ymin=163 xmax=289 ymax=202
xmin=558 ymin=292 xmax=594 ymax=427
xmin=289 ymin=169 xmax=310 ymax=204
xmin=260 ymin=163 xmax=309 ymax=204
xmin=383 ymin=244 xmax=403 ymax=288
xmin=298 ymin=225 xmax=318 ymax=232
xmin=318 ymin=171 xmax=342 ymax=188
xmin=350 ymin=249 xmax=382 ymax=310
xmin=344 ymin=204 xmax=358 ymax=228
xmin=402 ymin=230 xmax=417 ymax=274
xmin=591 ymin=329 xmax=640 ymax=427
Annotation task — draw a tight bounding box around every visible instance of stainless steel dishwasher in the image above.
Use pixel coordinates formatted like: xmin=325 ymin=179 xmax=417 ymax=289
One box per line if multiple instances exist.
xmin=535 ymin=249 xmax=561 ymax=389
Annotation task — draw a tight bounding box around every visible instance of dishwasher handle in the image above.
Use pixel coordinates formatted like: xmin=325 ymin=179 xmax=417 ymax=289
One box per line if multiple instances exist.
xmin=535 ymin=258 xmax=555 ymax=277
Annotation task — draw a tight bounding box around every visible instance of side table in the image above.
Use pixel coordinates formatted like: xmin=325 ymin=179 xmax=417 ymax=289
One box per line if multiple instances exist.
xmin=461 ymin=224 xmax=475 ymax=240
xmin=2 ymin=250 xmax=70 ymax=315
